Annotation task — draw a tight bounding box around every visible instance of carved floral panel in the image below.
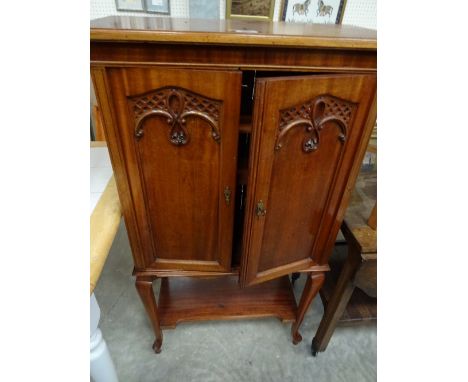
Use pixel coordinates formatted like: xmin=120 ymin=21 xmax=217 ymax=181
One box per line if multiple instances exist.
xmin=276 ymin=94 xmax=356 ymax=153
xmin=129 ymin=87 xmax=222 ymax=146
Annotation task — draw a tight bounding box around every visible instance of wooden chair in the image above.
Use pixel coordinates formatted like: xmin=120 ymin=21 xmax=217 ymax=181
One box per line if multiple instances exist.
xmin=311 ymin=153 xmax=377 ymax=356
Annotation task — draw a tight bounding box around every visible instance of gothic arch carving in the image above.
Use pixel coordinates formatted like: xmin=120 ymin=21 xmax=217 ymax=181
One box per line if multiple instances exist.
xmin=275 ymin=95 xmax=356 ymax=153
xmin=130 ymin=87 xmax=221 ymax=146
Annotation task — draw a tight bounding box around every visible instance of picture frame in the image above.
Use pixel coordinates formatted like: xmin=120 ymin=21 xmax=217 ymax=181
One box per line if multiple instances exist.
xmin=281 ymin=0 xmax=347 ymax=24
xmin=226 ymin=0 xmax=276 ymax=21
xmin=115 ymin=0 xmax=145 ymax=12
xmin=190 ymin=0 xmax=219 ymax=19
xmin=144 ymin=0 xmax=170 ymax=14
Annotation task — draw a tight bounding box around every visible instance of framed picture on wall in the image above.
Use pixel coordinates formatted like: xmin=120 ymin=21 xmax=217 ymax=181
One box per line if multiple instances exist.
xmin=144 ymin=0 xmax=170 ymax=14
xmin=115 ymin=0 xmax=145 ymax=12
xmin=282 ymin=0 xmax=347 ymax=24
xmin=190 ymin=0 xmax=219 ymax=19
xmin=226 ymin=0 xmax=276 ymax=21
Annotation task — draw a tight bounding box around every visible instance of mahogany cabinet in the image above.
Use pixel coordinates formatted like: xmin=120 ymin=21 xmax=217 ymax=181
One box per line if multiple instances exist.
xmin=91 ymin=16 xmax=377 ymax=354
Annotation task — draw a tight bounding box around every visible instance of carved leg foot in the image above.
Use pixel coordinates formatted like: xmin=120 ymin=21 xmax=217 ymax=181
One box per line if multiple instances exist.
xmin=292 ymin=329 xmax=303 ymax=345
xmin=135 ymin=276 xmax=164 ymax=354
xmin=291 ymin=272 xmax=301 ymax=286
xmin=291 ymin=272 xmax=325 ymax=345
xmin=152 ymin=338 xmax=162 ymax=354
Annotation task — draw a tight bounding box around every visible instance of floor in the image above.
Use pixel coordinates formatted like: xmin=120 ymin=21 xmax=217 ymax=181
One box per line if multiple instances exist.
xmin=95 ymin=220 xmax=377 ymax=382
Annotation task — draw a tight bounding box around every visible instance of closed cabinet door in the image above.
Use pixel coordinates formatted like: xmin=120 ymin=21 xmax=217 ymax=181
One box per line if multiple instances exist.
xmin=240 ymin=74 xmax=377 ymax=286
xmin=105 ymin=67 xmax=242 ymax=272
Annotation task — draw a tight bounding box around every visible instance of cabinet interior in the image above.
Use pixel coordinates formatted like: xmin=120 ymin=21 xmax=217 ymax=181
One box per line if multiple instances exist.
xmin=239 ymin=70 xmax=323 ymax=128
xmin=232 ymin=131 xmax=249 ymax=268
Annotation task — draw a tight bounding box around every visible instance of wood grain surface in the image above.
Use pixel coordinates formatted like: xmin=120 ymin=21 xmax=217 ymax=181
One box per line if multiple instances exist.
xmin=91 ymin=16 xmax=376 ymax=50
xmin=90 ymin=20 xmax=378 ymax=353
xmin=101 ymin=67 xmax=242 ymax=272
xmin=319 ymin=254 xmax=377 ymax=325
xmin=158 ymin=275 xmax=297 ymax=328
xmin=240 ymin=74 xmax=377 ymax=286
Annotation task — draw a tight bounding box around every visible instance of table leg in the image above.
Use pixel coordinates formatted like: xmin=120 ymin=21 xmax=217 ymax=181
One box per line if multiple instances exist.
xmin=90 ymin=293 xmax=118 ymax=382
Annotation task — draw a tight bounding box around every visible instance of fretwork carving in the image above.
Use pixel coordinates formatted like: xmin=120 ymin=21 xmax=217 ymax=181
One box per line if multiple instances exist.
xmin=276 ymin=95 xmax=356 ymax=153
xmin=130 ymin=87 xmax=221 ymax=146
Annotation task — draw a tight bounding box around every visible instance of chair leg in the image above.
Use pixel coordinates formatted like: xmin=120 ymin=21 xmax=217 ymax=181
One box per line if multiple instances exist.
xmin=291 ymin=272 xmax=325 ymax=345
xmin=312 ymin=244 xmax=361 ymax=356
xmin=135 ymin=276 xmax=163 ymax=354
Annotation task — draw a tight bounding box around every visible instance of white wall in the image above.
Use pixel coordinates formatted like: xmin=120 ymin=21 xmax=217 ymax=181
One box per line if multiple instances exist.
xmin=91 ymin=0 xmax=376 ymax=29
xmin=342 ymin=0 xmax=376 ymax=29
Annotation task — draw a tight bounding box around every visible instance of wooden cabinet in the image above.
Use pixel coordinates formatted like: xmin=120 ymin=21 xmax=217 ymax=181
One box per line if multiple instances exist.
xmin=91 ymin=16 xmax=377 ymax=354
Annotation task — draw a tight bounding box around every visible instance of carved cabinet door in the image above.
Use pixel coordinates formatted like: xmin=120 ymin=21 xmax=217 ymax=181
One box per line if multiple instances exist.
xmin=240 ymin=74 xmax=377 ymax=286
xmin=102 ymin=67 xmax=242 ymax=272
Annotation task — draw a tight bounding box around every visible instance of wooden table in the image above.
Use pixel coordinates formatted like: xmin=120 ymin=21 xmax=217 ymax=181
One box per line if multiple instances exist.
xmin=90 ymin=142 xmax=121 ymax=382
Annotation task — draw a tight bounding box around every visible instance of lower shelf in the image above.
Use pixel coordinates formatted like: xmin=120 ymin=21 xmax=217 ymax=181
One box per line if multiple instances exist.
xmin=158 ymin=275 xmax=297 ymax=329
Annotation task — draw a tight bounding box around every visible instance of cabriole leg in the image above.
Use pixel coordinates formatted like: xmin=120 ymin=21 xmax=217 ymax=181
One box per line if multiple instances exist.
xmin=135 ymin=276 xmax=163 ymax=353
xmin=291 ymin=272 xmax=325 ymax=345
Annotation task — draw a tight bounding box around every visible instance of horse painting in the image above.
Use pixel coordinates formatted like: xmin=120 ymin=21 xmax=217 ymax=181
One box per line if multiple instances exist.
xmin=293 ymin=0 xmax=311 ymax=16
xmin=316 ymin=0 xmax=333 ymax=18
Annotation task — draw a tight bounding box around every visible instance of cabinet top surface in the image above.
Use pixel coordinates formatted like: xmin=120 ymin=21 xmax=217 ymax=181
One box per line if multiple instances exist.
xmin=90 ymin=16 xmax=376 ymax=50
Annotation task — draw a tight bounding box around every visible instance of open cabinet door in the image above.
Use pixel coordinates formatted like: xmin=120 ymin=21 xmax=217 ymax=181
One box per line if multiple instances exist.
xmin=240 ymin=74 xmax=376 ymax=287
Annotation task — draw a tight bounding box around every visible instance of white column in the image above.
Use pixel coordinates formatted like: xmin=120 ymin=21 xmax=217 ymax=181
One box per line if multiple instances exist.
xmin=90 ymin=293 xmax=118 ymax=382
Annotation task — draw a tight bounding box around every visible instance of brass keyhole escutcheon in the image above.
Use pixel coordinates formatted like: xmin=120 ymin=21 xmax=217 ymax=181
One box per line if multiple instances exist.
xmin=256 ymin=200 xmax=266 ymax=217
xmin=224 ymin=186 xmax=231 ymax=206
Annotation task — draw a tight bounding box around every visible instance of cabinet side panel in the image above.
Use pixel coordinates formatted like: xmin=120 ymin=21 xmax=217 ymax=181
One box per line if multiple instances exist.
xmin=91 ymin=67 xmax=149 ymax=268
